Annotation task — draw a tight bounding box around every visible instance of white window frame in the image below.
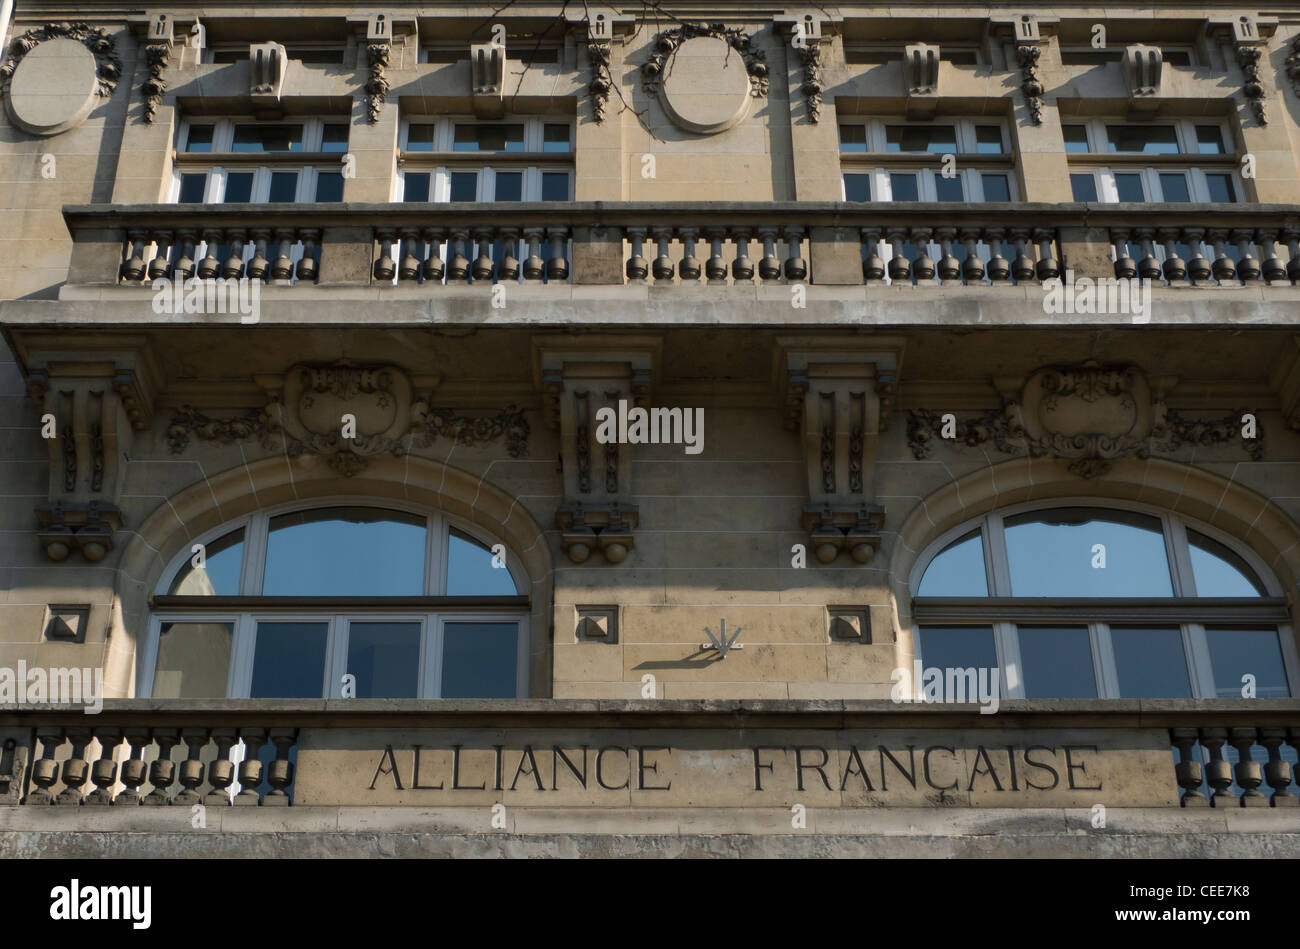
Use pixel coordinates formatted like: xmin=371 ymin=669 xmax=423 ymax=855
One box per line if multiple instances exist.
xmin=396 ymin=117 xmax=574 ymax=203
xmin=838 ymin=118 xmax=1017 ymax=203
xmin=143 ymin=499 xmax=530 ymax=699
xmin=1061 ymin=118 xmax=1242 ymax=204
xmin=908 ymin=499 xmax=1300 ymax=700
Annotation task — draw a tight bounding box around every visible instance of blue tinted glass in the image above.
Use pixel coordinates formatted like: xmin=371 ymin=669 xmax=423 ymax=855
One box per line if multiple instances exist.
xmin=1188 ymin=530 xmax=1265 ymax=596
xmin=223 ymin=172 xmax=254 ymax=203
xmin=1111 ymin=627 xmax=1191 ymax=697
xmin=844 ymin=174 xmax=871 ymax=201
xmin=1070 ymin=173 xmax=1098 ymax=202
xmin=1018 ymin=627 xmax=1097 ymax=698
xmin=1195 ymin=125 xmax=1225 ymax=154
xmin=975 ymin=126 xmax=1003 ymax=154
xmin=1062 ymin=125 xmax=1090 ymax=153
xmin=446 ymin=530 xmax=518 ymax=595
xmin=441 ymin=622 xmax=518 ymax=697
xmin=320 ymin=125 xmax=349 ymax=153
xmin=1159 ymin=173 xmax=1191 ymax=202
xmin=454 ymin=124 xmax=523 ymax=152
xmin=917 ymin=626 xmax=998 ymax=673
xmin=1114 ymin=173 xmax=1145 ymax=201
xmin=406 ymin=125 xmax=435 ymax=151
xmin=1107 ymin=125 xmax=1179 ymax=153
xmin=494 ymin=171 xmax=523 ymax=201
xmin=541 ymin=172 xmax=569 ymax=201
xmin=232 ymin=124 xmax=303 ymax=152
xmin=1004 ymin=508 xmax=1173 ymax=596
xmin=1206 ymin=629 xmax=1289 ymax=698
xmin=1206 ymin=174 xmax=1236 ymax=203
xmin=886 ymin=125 xmax=956 ymax=153
xmin=179 ymin=173 xmax=207 ymax=203
xmin=185 ymin=125 xmax=214 ymax=152
xmin=543 ymin=124 xmax=571 ymax=152
xmin=315 ymin=171 xmax=344 ymax=202
xmin=268 ymin=171 xmax=298 ymax=202
xmin=263 ymin=508 xmax=426 ymax=596
xmin=981 ymin=174 xmax=1010 ymax=201
xmin=839 ymin=124 xmax=868 ymax=152
xmin=450 ymin=172 xmax=477 ymax=201
xmin=918 ymin=530 xmax=987 ymax=597
xmin=251 ymin=622 xmax=327 ymax=698
xmin=347 ymin=622 xmax=421 ymax=698
xmin=170 ymin=528 xmax=244 ymax=595
xmin=403 ymin=172 xmax=431 ymax=202
xmin=935 ymin=175 xmax=964 ymax=201
xmin=890 ymin=173 xmax=919 ymax=201
xmin=154 ymin=622 xmax=233 ymax=698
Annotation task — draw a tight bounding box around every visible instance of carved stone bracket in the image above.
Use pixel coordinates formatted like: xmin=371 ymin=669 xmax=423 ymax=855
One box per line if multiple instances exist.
xmin=363 ymin=13 xmax=393 ymax=123
xmin=470 ymin=41 xmax=505 ymax=119
xmin=250 ymin=42 xmax=287 ymax=104
xmin=141 ymin=14 xmax=172 ymax=123
xmin=1123 ymin=44 xmax=1162 ymax=97
xmin=803 ymin=505 xmax=884 ymax=565
xmin=556 ymin=502 xmax=639 ymax=564
xmin=904 ymin=43 xmax=940 ymax=96
xmin=0 ymin=22 xmax=121 ymax=98
xmin=641 ymin=23 xmax=768 ymax=99
xmin=908 ymin=361 xmax=1263 ymax=478
xmin=588 ymin=40 xmax=612 ymax=122
xmin=1208 ymin=14 xmax=1276 ymax=127
xmin=1016 ymin=44 xmax=1045 ymax=124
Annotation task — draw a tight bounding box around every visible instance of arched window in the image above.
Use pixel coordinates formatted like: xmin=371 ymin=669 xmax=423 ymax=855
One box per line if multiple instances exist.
xmin=145 ymin=503 xmax=528 ymax=699
xmin=910 ymin=502 xmax=1298 ymax=699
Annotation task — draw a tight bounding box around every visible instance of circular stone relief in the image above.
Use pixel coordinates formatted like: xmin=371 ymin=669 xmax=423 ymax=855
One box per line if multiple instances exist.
xmin=5 ymin=38 xmax=100 ymax=136
xmin=659 ymin=35 xmax=752 ymax=134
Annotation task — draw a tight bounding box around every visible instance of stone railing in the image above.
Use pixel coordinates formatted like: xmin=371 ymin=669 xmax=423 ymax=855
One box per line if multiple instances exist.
xmin=59 ymin=202 xmax=1300 ymax=293
xmin=4 ymin=700 xmax=1300 ymax=810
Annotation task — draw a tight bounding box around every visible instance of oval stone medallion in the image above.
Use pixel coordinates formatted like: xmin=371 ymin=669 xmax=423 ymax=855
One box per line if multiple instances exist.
xmin=659 ymin=35 xmax=752 ymax=134
xmin=5 ymin=38 xmax=100 ymax=136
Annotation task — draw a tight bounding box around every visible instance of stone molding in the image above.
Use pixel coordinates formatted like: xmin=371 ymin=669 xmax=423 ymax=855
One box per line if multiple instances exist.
xmin=641 ymin=23 xmax=768 ymax=101
xmin=1123 ymin=44 xmax=1162 ymax=98
xmin=0 ymin=21 xmax=121 ymax=99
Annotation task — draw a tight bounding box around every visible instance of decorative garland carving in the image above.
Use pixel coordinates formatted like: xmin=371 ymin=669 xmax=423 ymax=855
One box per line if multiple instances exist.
xmin=588 ymin=40 xmax=612 ymax=123
xmin=141 ymin=42 xmax=170 ymax=123
xmin=1016 ymin=44 xmax=1044 ymax=125
xmin=167 ymin=406 xmax=271 ymax=455
xmin=409 ymin=405 xmax=530 ymax=459
xmin=641 ymin=22 xmax=768 ymax=99
xmin=364 ymin=41 xmax=391 ymax=124
xmin=1235 ymin=45 xmax=1268 ymax=126
xmin=799 ymin=42 xmax=823 ymax=122
xmin=0 ymin=22 xmax=121 ymax=98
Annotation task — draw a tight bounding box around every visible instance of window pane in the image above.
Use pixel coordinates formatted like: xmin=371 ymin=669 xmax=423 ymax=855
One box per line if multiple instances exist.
xmin=347 ymin=621 xmax=421 ymax=698
xmin=250 ymin=621 xmax=327 ymax=698
xmin=321 ymin=125 xmax=349 ymax=153
xmin=154 ymin=622 xmax=233 ymax=698
xmin=1018 ymin=627 xmax=1097 ymax=698
xmin=980 ymin=173 xmax=1010 ymax=202
xmin=1070 ymin=173 xmax=1098 ymax=202
xmin=843 ymin=173 xmax=871 ymax=202
xmin=268 ymin=170 xmax=298 ymax=203
xmin=1206 ymin=173 xmax=1237 ymax=204
xmin=1004 ymin=508 xmax=1174 ymax=597
xmin=170 ymin=528 xmax=244 ymax=595
xmin=886 ymin=124 xmax=957 ymax=153
xmin=1114 ymin=173 xmax=1145 ymax=202
xmin=1195 ymin=125 xmax=1225 ymax=155
xmin=1188 ymin=530 xmax=1266 ymax=596
xmin=1062 ymin=125 xmax=1090 ymax=153
xmin=446 ymin=529 xmax=519 ymax=595
xmin=441 ymin=622 xmax=518 ymax=698
xmin=917 ymin=530 xmax=987 ymax=597
xmin=1111 ymin=627 xmax=1191 ymax=697
xmin=1106 ymin=125 xmax=1179 ymax=154
xmin=838 ymin=124 xmax=868 ymax=152
xmin=178 ymin=173 xmax=207 ymax=203
xmin=1158 ymin=172 xmax=1190 ymax=203
xmin=493 ymin=171 xmax=523 ymax=201
xmin=403 ymin=172 xmax=431 ymax=202
xmin=974 ymin=125 xmax=1003 ymax=154
xmin=890 ymin=172 xmax=919 ymax=201
xmin=263 ymin=507 xmax=427 ymax=596
xmin=917 ymin=626 xmax=998 ymax=677
xmin=454 ymin=123 xmax=524 ymax=152
xmin=406 ymin=125 xmax=436 ymax=151
xmin=541 ymin=171 xmax=570 ymax=201
xmin=185 ymin=125 xmax=215 ymax=152
xmin=543 ymin=124 xmax=572 ymax=152
xmin=223 ymin=172 xmax=254 ymax=203
xmin=934 ymin=175 xmax=964 ymax=201
xmin=315 ymin=171 xmax=344 ymax=202
xmin=1206 ymin=628 xmax=1290 ymax=698
xmin=232 ymin=123 xmax=303 ymax=152
xmin=449 ymin=171 xmax=478 ymax=201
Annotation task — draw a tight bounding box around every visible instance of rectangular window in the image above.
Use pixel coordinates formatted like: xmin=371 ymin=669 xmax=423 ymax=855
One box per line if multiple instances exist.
xmin=449 ymin=171 xmax=478 ymax=201
xmin=494 ymin=170 xmax=523 ymax=201
xmin=843 ymin=173 xmax=871 ymax=202
xmin=403 ymin=172 xmax=431 ymax=202
xmin=934 ymin=175 xmax=964 ymax=201
xmin=541 ymin=171 xmax=570 ymax=201
xmin=1106 ymin=124 xmax=1180 ymax=154
xmin=406 ymin=125 xmax=437 ymax=151
xmin=542 ymin=123 xmax=572 ymax=153
xmin=1158 ymin=172 xmax=1191 ymax=203
xmin=839 ymin=124 xmax=869 ymax=152
xmin=223 ymin=172 xmax=255 ymax=203
xmin=980 ymin=173 xmax=1010 ymax=202
xmin=178 ymin=173 xmax=208 ymax=203
xmin=1195 ymin=125 xmax=1226 ymax=154
xmin=1070 ymin=173 xmax=1098 ymax=202
xmin=1110 ymin=627 xmax=1192 ymax=698
xmin=1206 ymin=173 xmax=1237 ymax=203
xmin=250 ymin=621 xmax=328 ymax=698
xmin=454 ymin=123 xmax=525 ymax=152
xmin=315 ymin=171 xmax=344 ymax=202
xmin=347 ymin=621 xmax=422 ymax=699
xmin=153 ymin=622 xmax=233 ymax=698
xmin=890 ymin=172 xmax=919 ymax=201
xmin=320 ymin=124 xmax=350 ymax=153
xmin=1063 ymin=125 xmax=1090 ymax=153
xmin=233 ymin=123 xmax=304 ymax=153
xmin=1206 ymin=628 xmax=1290 ymax=699
xmin=441 ymin=622 xmax=520 ymax=698
xmin=267 ymin=170 xmax=299 ymax=203
xmin=1114 ymin=172 xmax=1146 ymax=202
xmin=185 ymin=125 xmax=215 ymax=152
xmin=1018 ymin=627 xmax=1098 ymax=699
xmin=886 ymin=124 xmax=957 ymax=154
xmin=974 ymin=125 xmax=1003 ymax=154
xmin=917 ymin=626 xmax=999 ymax=680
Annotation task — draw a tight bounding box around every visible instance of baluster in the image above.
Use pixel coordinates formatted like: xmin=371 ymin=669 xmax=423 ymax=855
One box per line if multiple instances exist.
xmin=652 ymin=227 xmax=676 ymax=280
xmin=296 ymin=229 xmax=320 ymax=282
xmin=1111 ymin=228 xmax=1136 ymax=279
xmin=122 ymin=230 xmax=148 ymax=282
xmin=1208 ymin=229 xmax=1236 ymax=283
xmin=1232 ymin=228 xmax=1260 ymax=281
xmin=197 ymin=228 xmax=222 ymax=280
xmin=372 ymin=228 xmax=397 ymax=281
xmin=147 ymin=230 xmax=173 ymax=281
xmin=84 ymin=727 xmax=122 ymax=805
xmin=546 ymin=227 xmax=569 ymax=281
xmin=271 ymin=228 xmax=295 ymax=280
xmin=1260 ymin=230 xmax=1287 ymax=283
xmin=626 ymin=227 xmax=649 ymax=280
xmin=1172 ymin=728 xmax=1208 ymax=807
xmin=731 ymin=229 xmax=754 ymax=281
xmin=985 ymin=228 xmax=1010 ymax=281
xmin=143 ymin=728 xmax=179 ymax=805
xmin=264 ymin=728 xmax=296 ymax=806
xmin=174 ymin=230 xmax=197 ymax=280
xmin=222 ymin=229 xmax=248 ymax=279
xmin=1230 ymin=728 xmax=1266 ymax=806
xmin=861 ymin=228 xmax=884 ymax=282
xmin=398 ymin=228 xmax=421 ymax=281
xmin=521 ymin=228 xmax=544 ymax=280
xmin=783 ymin=227 xmax=807 ymax=282
xmin=115 ymin=728 xmax=149 ymax=805
xmin=173 ymin=727 xmax=209 ymax=806
xmin=56 ymin=726 xmax=91 ymax=805
xmin=1033 ymin=228 xmax=1060 ymax=282
xmin=910 ymin=228 xmax=934 ymax=282
xmin=959 ymin=229 xmax=984 ymax=284
xmin=235 ymin=728 xmax=267 ymax=806
xmin=471 ymin=228 xmax=495 ymax=281
xmin=1158 ymin=228 xmax=1186 ymax=284
xmin=935 ymin=227 xmax=961 ymax=283
xmin=1134 ymin=228 xmax=1161 ymax=280
xmin=498 ymin=228 xmax=520 ymax=282
xmin=1259 ymin=728 xmax=1296 ymax=806
xmin=886 ymin=227 xmax=911 ymax=283
xmin=26 ymin=726 xmax=63 ymax=805
xmin=678 ymin=227 xmax=701 ymax=280
xmin=1184 ymin=228 xmax=1211 ymax=282
xmin=705 ymin=228 xmax=728 ymax=280
xmin=422 ymin=228 xmax=446 ymax=283
xmin=204 ymin=728 xmax=238 ymax=806
xmin=756 ymin=227 xmax=781 ymax=281
xmin=1201 ymin=727 xmax=1234 ymax=807
xmin=246 ymin=228 xmax=271 ymax=281
xmin=1007 ymin=229 xmax=1035 ymax=282
xmin=1284 ymin=228 xmax=1300 ymax=283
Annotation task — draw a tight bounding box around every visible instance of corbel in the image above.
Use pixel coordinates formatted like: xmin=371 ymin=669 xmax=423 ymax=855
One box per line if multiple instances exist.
xmin=1206 ymin=15 xmax=1278 ymax=126
xmin=249 ymin=41 xmax=287 ymax=106
xmin=471 ymin=38 xmax=506 ymax=119
xmin=776 ymin=337 xmax=904 ymax=565
xmin=142 ymin=13 xmax=174 ymax=123
xmin=1123 ymin=44 xmax=1163 ymax=98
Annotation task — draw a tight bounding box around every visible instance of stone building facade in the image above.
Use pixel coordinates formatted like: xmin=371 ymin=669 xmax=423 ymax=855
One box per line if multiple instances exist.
xmin=1 ymin=1 xmax=1300 ymax=857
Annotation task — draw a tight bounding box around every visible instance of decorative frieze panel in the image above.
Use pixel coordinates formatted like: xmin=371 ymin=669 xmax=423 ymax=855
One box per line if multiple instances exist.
xmin=908 ymin=361 xmax=1263 ymax=478
xmin=0 ymin=22 xmax=121 ymax=98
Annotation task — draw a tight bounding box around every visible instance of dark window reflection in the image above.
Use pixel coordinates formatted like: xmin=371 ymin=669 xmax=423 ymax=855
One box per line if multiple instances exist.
xmin=1206 ymin=628 xmax=1289 ymax=698
xmin=1111 ymin=627 xmax=1191 ymax=697
xmin=251 ymin=621 xmax=328 ymax=697
xmin=1018 ymin=626 xmax=1097 ymax=698
xmin=348 ymin=622 xmax=421 ymax=697
xmin=441 ymin=622 xmax=518 ymax=697
xmin=263 ymin=507 xmax=426 ymax=596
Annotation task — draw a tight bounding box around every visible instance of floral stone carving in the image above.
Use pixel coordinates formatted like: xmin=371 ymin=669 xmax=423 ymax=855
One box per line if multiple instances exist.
xmin=0 ymin=22 xmax=121 ymax=98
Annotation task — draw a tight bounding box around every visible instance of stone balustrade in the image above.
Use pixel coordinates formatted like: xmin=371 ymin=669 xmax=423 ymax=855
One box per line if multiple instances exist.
xmin=1171 ymin=726 xmax=1300 ymax=808
xmin=1111 ymin=226 xmax=1300 ymax=285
